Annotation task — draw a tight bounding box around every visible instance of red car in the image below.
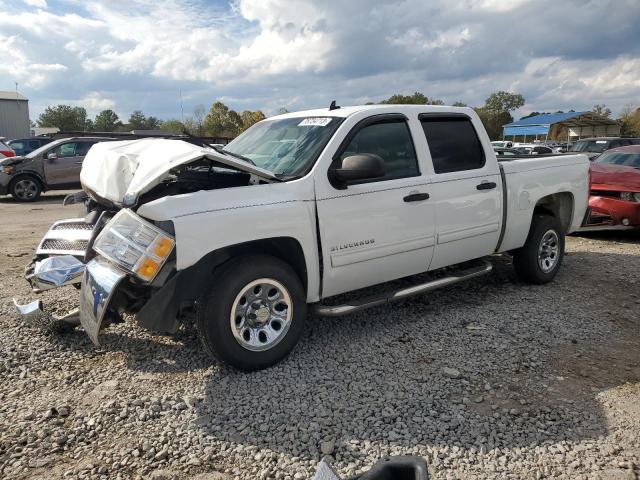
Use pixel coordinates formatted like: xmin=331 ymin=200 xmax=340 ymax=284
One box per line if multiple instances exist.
xmin=583 ymin=145 xmax=640 ymax=229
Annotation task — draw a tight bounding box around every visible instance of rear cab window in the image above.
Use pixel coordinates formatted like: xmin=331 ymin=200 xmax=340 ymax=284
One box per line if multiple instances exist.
xmin=419 ymin=115 xmax=485 ymax=173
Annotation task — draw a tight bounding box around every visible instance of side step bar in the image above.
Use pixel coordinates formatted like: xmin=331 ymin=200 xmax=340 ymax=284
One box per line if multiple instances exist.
xmin=312 ymin=258 xmax=493 ymax=317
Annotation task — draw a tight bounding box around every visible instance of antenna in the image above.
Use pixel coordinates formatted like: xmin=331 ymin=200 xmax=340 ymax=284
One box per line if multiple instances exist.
xmin=329 ymin=100 xmax=340 ymax=111
xmin=179 ymin=88 xmax=185 ymax=124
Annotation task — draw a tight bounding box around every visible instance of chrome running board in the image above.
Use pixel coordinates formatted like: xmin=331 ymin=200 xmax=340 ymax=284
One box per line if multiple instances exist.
xmin=312 ymin=258 xmax=493 ymax=317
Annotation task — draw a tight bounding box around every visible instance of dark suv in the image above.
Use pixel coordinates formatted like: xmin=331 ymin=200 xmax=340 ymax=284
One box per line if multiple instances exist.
xmin=0 ymin=137 xmax=114 ymax=201
xmin=7 ymin=137 xmax=53 ymax=156
xmin=569 ymin=137 xmax=640 ymax=159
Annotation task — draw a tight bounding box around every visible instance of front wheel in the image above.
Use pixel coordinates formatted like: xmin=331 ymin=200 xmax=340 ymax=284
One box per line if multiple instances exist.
xmin=196 ymin=255 xmax=307 ymax=371
xmin=513 ymin=214 xmax=565 ymax=284
xmin=10 ymin=176 xmax=42 ymax=202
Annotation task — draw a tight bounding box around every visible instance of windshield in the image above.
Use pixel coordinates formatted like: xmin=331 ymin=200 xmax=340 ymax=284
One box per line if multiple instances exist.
xmin=570 ymin=140 xmax=610 ymax=153
xmin=222 ymin=117 xmax=341 ymax=177
xmin=594 ymin=151 xmax=640 ymax=168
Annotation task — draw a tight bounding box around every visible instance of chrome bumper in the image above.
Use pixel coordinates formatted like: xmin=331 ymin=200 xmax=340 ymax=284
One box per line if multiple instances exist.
xmin=26 ymin=255 xmax=86 ymax=293
xmin=79 ymin=257 xmax=126 ymax=346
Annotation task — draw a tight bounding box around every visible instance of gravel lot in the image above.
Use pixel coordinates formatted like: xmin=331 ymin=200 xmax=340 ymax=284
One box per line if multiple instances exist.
xmin=1 ymin=193 xmax=639 ymax=480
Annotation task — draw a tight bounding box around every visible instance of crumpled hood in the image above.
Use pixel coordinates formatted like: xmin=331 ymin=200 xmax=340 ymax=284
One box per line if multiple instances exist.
xmin=590 ymin=163 xmax=640 ymax=191
xmin=80 ymin=138 xmax=277 ymax=205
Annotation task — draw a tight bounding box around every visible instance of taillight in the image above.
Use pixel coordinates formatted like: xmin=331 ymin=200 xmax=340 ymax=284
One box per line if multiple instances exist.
xmin=0 ymin=150 xmax=15 ymax=157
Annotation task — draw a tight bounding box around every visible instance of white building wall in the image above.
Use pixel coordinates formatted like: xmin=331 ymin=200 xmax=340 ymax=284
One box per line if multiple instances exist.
xmin=568 ymin=124 xmax=621 ymax=138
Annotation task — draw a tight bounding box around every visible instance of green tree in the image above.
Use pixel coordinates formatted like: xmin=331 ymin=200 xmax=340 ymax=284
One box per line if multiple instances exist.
xmin=128 ymin=110 xmax=147 ymax=130
xmin=619 ymin=105 xmax=640 ymax=137
xmin=380 ymin=92 xmax=444 ymax=105
xmin=203 ymin=101 xmax=243 ymax=136
xmin=474 ymin=107 xmax=513 ymax=141
xmin=452 ymin=101 xmax=467 ymax=107
xmin=94 ymin=109 xmax=121 ymax=132
xmin=484 ymin=91 xmax=525 ymax=114
xmin=160 ymin=119 xmax=185 ymax=134
xmin=592 ymin=104 xmax=612 ymax=118
xmin=240 ymin=110 xmax=266 ymax=131
xmin=277 ymin=107 xmax=290 ymax=115
xmin=37 ymin=105 xmax=90 ymax=131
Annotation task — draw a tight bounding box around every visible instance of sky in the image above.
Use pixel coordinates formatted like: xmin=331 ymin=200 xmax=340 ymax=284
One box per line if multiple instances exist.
xmin=1 ymin=0 xmax=640 ymax=123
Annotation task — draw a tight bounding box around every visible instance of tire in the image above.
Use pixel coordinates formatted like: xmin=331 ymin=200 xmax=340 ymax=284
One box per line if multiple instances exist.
xmin=196 ymin=255 xmax=307 ymax=371
xmin=10 ymin=175 xmax=42 ymax=202
xmin=513 ymin=214 xmax=565 ymax=284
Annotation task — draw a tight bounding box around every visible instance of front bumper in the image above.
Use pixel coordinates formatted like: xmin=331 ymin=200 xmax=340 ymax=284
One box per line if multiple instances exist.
xmin=78 ymin=257 xmax=126 ymax=346
xmin=583 ymin=195 xmax=640 ymax=230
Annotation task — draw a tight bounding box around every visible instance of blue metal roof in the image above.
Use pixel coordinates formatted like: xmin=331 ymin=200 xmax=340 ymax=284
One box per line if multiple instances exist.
xmin=503 ymin=125 xmax=550 ymax=136
xmin=503 ymin=111 xmax=587 ymax=128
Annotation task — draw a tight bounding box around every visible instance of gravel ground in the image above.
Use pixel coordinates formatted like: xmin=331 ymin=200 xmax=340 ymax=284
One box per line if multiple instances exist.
xmin=1 ymin=194 xmax=639 ymax=480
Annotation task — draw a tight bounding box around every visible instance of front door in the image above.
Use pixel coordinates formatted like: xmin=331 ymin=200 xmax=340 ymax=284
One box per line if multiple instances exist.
xmin=315 ymin=115 xmax=436 ymax=298
xmin=419 ymin=114 xmax=502 ymax=270
xmin=44 ymin=141 xmax=84 ymax=186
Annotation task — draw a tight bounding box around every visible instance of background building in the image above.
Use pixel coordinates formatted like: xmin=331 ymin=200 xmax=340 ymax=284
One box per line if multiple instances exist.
xmin=502 ymin=111 xmax=620 ymax=142
xmin=0 ymin=91 xmax=30 ymax=139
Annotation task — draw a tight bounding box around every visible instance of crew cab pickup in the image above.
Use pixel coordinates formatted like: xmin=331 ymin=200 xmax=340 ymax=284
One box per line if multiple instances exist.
xmin=18 ymin=105 xmax=590 ymax=371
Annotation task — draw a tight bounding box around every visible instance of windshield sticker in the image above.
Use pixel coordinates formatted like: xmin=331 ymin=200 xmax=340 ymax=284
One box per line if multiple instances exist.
xmin=595 ymin=140 xmax=607 ymax=143
xmin=298 ymin=117 xmax=332 ymax=127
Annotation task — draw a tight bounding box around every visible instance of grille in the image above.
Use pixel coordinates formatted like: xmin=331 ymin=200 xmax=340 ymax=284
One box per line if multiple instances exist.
xmin=52 ymin=222 xmax=94 ymax=231
xmin=41 ymin=239 xmax=89 ymax=251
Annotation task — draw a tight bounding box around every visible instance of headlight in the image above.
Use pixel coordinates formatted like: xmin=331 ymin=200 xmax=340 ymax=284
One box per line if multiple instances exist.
xmin=93 ymin=209 xmax=175 ymax=282
xmin=620 ymin=192 xmax=640 ymax=202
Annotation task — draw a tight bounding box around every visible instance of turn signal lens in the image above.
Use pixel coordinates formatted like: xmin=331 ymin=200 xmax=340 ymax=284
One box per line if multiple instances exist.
xmin=135 ymin=257 xmax=160 ymax=281
xmin=153 ymin=237 xmax=174 ymax=258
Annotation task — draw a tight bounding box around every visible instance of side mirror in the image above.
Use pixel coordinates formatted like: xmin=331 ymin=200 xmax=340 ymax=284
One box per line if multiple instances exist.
xmin=330 ymin=153 xmax=385 ymax=189
xmin=47 ymin=152 xmax=57 ymax=161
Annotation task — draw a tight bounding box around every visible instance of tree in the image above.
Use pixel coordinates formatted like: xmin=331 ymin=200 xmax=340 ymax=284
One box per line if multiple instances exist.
xmin=37 ymin=105 xmax=90 ymax=131
xmin=619 ymin=105 xmax=640 ymax=137
xmin=203 ymin=101 xmax=243 ymax=136
xmin=475 ymin=107 xmax=512 ymax=141
xmin=452 ymin=101 xmax=467 ymax=107
xmin=160 ymin=119 xmax=185 ymax=134
xmin=94 ymin=109 xmax=121 ymax=132
xmin=128 ymin=110 xmax=147 ymax=130
xmin=484 ymin=91 xmax=525 ymax=114
xmin=277 ymin=107 xmax=290 ymax=115
xmin=592 ymin=104 xmax=612 ymax=118
xmin=380 ymin=92 xmax=444 ymax=105
xmin=240 ymin=110 xmax=266 ymax=131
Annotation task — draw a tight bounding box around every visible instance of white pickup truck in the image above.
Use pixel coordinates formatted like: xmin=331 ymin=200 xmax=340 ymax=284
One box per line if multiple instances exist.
xmin=18 ymin=105 xmax=590 ymax=371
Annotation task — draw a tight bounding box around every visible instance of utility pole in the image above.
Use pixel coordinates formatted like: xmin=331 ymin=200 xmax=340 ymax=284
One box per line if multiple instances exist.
xmin=179 ymin=89 xmax=185 ymax=124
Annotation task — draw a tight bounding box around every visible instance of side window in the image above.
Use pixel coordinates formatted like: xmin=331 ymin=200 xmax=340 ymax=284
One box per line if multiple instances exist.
xmin=420 ymin=117 xmax=485 ymax=174
xmin=55 ymin=142 xmax=77 ymax=157
xmin=75 ymin=142 xmax=95 ymax=156
xmin=339 ymin=120 xmax=419 ymax=181
xmin=29 ymin=140 xmax=40 ymax=149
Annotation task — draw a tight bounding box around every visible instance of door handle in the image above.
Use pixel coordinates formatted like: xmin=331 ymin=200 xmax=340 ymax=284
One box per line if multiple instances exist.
xmin=476 ymin=182 xmax=497 ymax=190
xmin=403 ymin=192 xmax=430 ymax=202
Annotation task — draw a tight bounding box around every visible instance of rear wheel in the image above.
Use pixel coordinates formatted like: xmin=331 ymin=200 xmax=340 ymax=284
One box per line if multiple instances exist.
xmin=196 ymin=255 xmax=307 ymax=371
xmin=10 ymin=176 xmax=42 ymax=202
xmin=513 ymin=214 xmax=565 ymax=284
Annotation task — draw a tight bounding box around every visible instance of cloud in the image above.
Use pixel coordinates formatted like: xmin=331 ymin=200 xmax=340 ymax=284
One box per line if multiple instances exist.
xmin=1 ymin=0 xmax=639 ymax=121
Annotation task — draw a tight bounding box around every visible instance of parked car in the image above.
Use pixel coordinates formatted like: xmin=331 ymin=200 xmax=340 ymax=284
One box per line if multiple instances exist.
xmin=569 ymin=137 xmax=640 ymax=160
xmin=0 ymin=136 xmax=113 ymax=201
xmin=17 ymin=105 xmax=590 ymax=371
xmin=512 ymin=144 xmax=554 ymax=155
xmin=491 ymin=140 xmax=513 ymax=148
xmin=582 ymin=145 xmax=640 ymax=230
xmin=0 ymin=139 xmax=15 ymax=159
xmin=7 ymin=137 xmax=53 ymax=156
xmin=493 ymin=148 xmax=522 ymax=157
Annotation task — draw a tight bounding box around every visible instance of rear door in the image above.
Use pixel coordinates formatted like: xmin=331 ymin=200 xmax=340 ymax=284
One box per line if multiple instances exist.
xmin=419 ymin=114 xmax=502 ymax=270
xmin=315 ymin=114 xmax=436 ymax=298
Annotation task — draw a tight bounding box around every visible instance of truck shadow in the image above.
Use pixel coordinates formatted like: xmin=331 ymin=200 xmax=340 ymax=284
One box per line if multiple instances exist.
xmin=190 ymin=250 xmax=639 ymax=463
